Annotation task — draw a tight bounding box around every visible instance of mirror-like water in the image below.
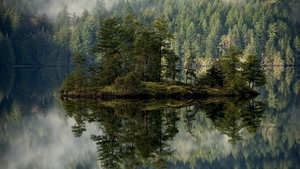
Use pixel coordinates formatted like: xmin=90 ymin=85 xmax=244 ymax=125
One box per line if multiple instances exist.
xmin=0 ymin=67 xmax=300 ymax=169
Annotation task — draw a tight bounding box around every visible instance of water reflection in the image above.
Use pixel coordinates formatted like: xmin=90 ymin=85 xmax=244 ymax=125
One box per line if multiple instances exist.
xmin=201 ymin=98 xmax=266 ymax=144
xmin=1 ymin=67 xmax=300 ymax=168
xmin=62 ymin=99 xmax=181 ymax=169
xmin=0 ymin=68 xmax=102 ymax=169
xmin=61 ymin=97 xmax=266 ymax=168
xmin=0 ymin=105 xmax=100 ymax=169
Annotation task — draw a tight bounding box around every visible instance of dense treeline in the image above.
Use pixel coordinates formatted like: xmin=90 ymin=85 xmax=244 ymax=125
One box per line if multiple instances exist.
xmin=0 ymin=6 xmax=64 ymax=65
xmin=133 ymin=0 xmax=300 ymax=69
xmin=0 ymin=0 xmax=106 ymax=66
xmin=1 ymin=0 xmax=300 ymax=69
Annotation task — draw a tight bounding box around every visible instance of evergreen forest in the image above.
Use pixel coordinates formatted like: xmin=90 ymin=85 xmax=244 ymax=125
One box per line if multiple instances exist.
xmin=1 ymin=0 xmax=300 ymax=168
xmin=1 ymin=0 xmax=300 ymax=73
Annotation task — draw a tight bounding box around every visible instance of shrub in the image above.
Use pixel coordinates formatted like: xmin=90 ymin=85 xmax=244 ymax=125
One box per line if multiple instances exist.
xmin=114 ymin=72 xmax=143 ymax=94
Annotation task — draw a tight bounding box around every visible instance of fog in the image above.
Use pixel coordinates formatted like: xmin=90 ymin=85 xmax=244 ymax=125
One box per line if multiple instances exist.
xmin=1 ymin=106 xmax=102 ymax=169
xmin=169 ymin=111 xmax=233 ymax=166
xmin=35 ymin=0 xmax=118 ymax=20
xmin=172 ymin=127 xmax=232 ymax=164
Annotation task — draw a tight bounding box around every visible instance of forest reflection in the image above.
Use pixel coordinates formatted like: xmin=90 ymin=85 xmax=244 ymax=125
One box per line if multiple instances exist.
xmin=61 ymin=97 xmax=266 ymax=169
xmin=1 ymin=67 xmax=300 ymax=168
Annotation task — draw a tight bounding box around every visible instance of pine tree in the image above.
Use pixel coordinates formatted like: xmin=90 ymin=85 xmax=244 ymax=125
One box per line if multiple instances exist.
xmin=92 ymin=16 xmax=121 ymax=58
xmin=91 ymin=16 xmax=122 ymax=85
xmin=81 ymin=15 xmax=98 ymax=63
xmin=242 ymin=54 xmax=266 ymax=89
xmin=285 ymin=46 xmax=295 ymax=65
xmin=293 ymin=36 xmax=300 ymax=64
xmin=40 ymin=13 xmax=51 ymax=33
xmin=53 ymin=5 xmax=69 ymax=32
xmin=220 ymin=47 xmax=246 ymax=94
xmin=71 ymin=52 xmax=87 ymax=92
xmin=134 ymin=25 xmax=159 ymax=81
xmin=153 ymin=16 xmax=175 ymax=81
xmin=69 ymin=26 xmax=82 ymax=54
xmin=119 ymin=14 xmax=140 ymax=75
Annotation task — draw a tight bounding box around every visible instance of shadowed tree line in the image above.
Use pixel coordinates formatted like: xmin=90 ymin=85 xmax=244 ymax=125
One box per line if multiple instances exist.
xmin=1 ymin=0 xmax=300 ymax=74
xmin=61 ymin=97 xmax=266 ymax=168
xmin=198 ymin=47 xmax=266 ymax=94
xmin=199 ymin=98 xmax=266 ymax=144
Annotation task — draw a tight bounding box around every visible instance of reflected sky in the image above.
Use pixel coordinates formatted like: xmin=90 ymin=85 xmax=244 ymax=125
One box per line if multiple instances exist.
xmin=2 ymin=102 xmax=300 ymax=169
xmin=1 ymin=106 xmax=101 ymax=169
xmin=1 ymin=67 xmax=300 ymax=169
xmin=171 ymin=107 xmax=232 ymax=164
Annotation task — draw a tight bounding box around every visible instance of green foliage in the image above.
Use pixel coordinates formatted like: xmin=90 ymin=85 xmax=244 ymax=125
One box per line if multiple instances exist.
xmin=242 ymin=54 xmax=267 ymax=89
xmin=91 ymin=16 xmax=121 ymax=57
xmin=243 ymin=100 xmax=266 ymax=133
xmin=60 ymin=95 xmax=268 ymax=167
xmin=118 ymin=14 xmax=139 ymax=75
xmin=88 ymin=15 xmax=178 ymax=88
xmin=202 ymin=47 xmax=242 ymax=93
xmin=72 ymin=53 xmax=87 ymax=91
xmin=90 ymin=16 xmax=123 ymax=85
xmin=161 ymin=50 xmax=179 ymax=82
xmin=201 ymin=98 xmax=266 ymax=144
xmin=114 ymin=72 xmax=142 ymax=94
xmin=285 ymin=46 xmax=295 ymax=65
xmin=61 ymin=73 xmax=76 ymax=93
xmin=1 ymin=0 xmax=300 ymax=69
xmin=39 ymin=13 xmax=51 ymax=33
xmin=61 ymin=53 xmax=87 ymax=93
xmin=61 ymin=99 xmax=181 ymax=169
xmin=199 ymin=47 xmax=266 ymax=94
xmin=198 ymin=62 xmax=224 ymax=87
xmin=220 ymin=47 xmax=247 ymax=94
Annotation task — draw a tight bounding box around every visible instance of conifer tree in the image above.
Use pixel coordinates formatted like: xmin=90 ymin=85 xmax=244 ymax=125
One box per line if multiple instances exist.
xmin=40 ymin=13 xmax=51 ymax=32
xmin=91 ymin=16 xmax=122 ymax=85
xmin=71 ymin=52 xmax=87 ymax=92
xmin=242 ymin=54 xmax=266 ymax=89
xmin=118 ymin=14 xmax=139 ymax=76
xmin=220 ymin=47 xmax=246 ymax=94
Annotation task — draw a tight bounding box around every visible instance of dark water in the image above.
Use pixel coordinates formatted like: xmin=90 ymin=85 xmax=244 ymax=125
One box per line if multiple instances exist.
xmin=0 ymin=67 xmax=300 ymax=169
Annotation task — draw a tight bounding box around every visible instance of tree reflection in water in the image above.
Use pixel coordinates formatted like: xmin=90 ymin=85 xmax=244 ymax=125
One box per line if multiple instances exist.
xmin=200 ymin=98 xmax=266 ymax=144
xmin=61 ymin=97 xmax=265 ymax=168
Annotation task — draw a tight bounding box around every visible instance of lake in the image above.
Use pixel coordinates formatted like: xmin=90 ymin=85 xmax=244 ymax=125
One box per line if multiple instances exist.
xmin=0 ymin=66 xmax=300 ymax=169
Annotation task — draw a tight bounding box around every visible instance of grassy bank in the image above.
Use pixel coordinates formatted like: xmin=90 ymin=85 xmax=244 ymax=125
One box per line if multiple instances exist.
xmin=60 ymin=81 xmax=259 ymax=99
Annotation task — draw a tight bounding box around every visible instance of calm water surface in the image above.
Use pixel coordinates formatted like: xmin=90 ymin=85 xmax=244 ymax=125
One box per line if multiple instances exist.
xmin=0 ymin=67 xmax=300 ymax=169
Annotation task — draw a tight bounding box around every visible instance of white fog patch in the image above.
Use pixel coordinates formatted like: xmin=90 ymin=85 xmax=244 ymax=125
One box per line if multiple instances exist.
xmin=36 ymin=0 xmax=118 ymax=21
xmin=4 ymin=107 xmax=102 ymax=169
xmin=169 ymin=111 xmax=232 ymax=165
xmin=171 ymin=130 xmax=232 ymax=164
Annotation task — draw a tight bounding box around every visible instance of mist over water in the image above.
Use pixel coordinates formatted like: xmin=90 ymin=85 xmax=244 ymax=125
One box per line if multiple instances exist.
xmin=1 ymin=106 xmax=101 ymax=169
xmin=1 ymin=66 xmax=300 ymax=168
xmin=1 ymin=0 xmax=300 ymax=166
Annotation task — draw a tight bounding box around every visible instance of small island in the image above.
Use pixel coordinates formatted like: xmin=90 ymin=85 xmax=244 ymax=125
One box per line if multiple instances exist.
xmin=60 ymin=16 xmax=266 ymax=99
